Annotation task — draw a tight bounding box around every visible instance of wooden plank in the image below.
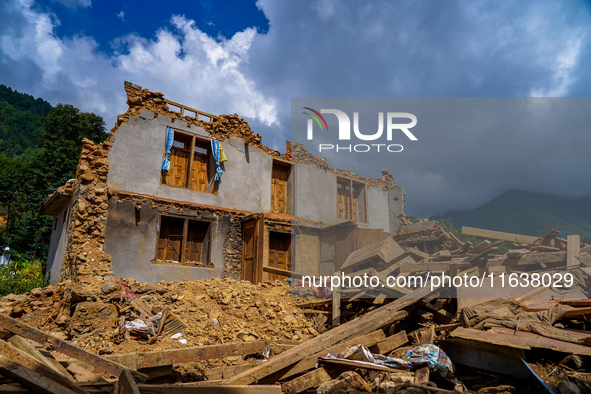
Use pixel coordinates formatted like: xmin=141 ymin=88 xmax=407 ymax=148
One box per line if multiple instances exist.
xmin=138 ymin=385 xmax=282 ymax=394
xmin=116 ymin=369 xmax=140 ymax=394
xmin=107 ymin=341 xmax=267 ymax=369
xmin=0 ymin=340 xmax=88 ymax=394
xmin=0 ymin=314 xmax=147 ymax=382
xmin=341 ymin=237 xmax=406 ymax=271
xmin=317 ymin=357 xmax=400 ymax=373
xmin=369 ymin=331 xmax=407 ymax=355
xmin=66 ymin=362 xmax=105 ymax=383
xmin=421 ymin=303 xmax=454 ymax=324
xmin=470 ymin=240 xmax=491 ymax=254
xmin=576 ymin=252 xmax=591 ymax=267
xmin=439 ymin=339 xmax=530 ymax=380
xmin=265 ymin=330 xmax=386 ymax=382
xmin=407 ymin=247 xmax=430 ymax=261
xmin=295 ymin=299 xmax=332 ymax=308
xmin=8 ymin=336 xmax=74 ymax=382
xmin=204 ymin=364 xmax=254 ymax=381
xmin=332 ymin=279 xmax=341 ymax=327
xmin=462 ymin=226 xmax=539 ymax=244
xmin=567 ymin=235 xmax=581 ymax=267
xmin=224 ymin=284 xmax=434 ymax=386
xmin=262 ymin=266 xmax=304 ymax=279
xmin=448 ymin=233 xmax=464 ymax=247
xmin=399 ymin=262 xmax=450 ymax=274
xmin=287 ymin=367 xmax=332 ymax=394
xmin=0 ymin=354 xmax=79 ymax=394
xmin=414 ymin=326 xmax=434 ymax=384
xmin=540 ymin=229 xmax=560 ymax=246
xmin=451 ymin=327 xmax=591 ymax=355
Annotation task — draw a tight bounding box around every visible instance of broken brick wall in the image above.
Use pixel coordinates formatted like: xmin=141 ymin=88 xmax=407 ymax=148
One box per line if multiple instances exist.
xmin=61 ymin=136 xmax=115 ymax=283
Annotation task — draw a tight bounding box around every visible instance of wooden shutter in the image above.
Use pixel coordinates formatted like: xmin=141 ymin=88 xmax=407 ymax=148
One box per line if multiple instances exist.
xmin=189 ymin=142 xmax=209 ymax=193
xmin=162 ymin=133 xmax=191 ymax=188
xmin=271 ymin=164 xmax=288 ymax=213
xmin=157 ymin=217 xmax=183 ymax=262
xmin=337 ymin=180 xmax=352 ymax=220
xmin=185 ymin=220 xmax=210 ymax=264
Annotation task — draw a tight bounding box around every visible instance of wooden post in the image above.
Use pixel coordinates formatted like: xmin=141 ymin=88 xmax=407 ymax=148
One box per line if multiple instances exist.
xmin=567 ymin=235 xmax=581 ymax=267
xmin=332 ymin=272 xmax=341 ymax=327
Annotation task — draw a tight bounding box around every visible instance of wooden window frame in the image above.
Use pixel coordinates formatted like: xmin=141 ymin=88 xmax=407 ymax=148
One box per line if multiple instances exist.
xmin=336 ymin=177 xmax=367 ymax=223
xmin=161 ymin=129 xmax=217 ymax=194
xmin=154 ymin=214 xmax=213 ymax=267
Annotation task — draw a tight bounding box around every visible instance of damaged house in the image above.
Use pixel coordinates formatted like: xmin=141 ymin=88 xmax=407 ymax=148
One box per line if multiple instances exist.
xmin=41 ymin=82 xmax=405 ymax=285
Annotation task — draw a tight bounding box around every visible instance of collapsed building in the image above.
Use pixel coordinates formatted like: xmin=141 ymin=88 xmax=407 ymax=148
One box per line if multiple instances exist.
xmin=41 ymin=82 xmax=406 ymax=285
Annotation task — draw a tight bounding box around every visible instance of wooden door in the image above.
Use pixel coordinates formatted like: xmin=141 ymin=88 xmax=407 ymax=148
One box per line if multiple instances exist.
xmin=266 ymin=232 xmax=291 ymax=281
xmin=189 ymin=143 xmax=209 ymax=193
xmin=242 ymin=219 xmax=259 ymax=283
xmin=271 ymin=164 xmax=288 ymax=213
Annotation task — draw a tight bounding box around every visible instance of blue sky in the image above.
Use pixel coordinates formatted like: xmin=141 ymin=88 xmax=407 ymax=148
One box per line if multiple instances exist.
xmin=1 ymin=0 xmax=591 ymax=217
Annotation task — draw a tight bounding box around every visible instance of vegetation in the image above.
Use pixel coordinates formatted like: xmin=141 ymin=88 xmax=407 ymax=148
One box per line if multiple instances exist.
xmin=0 ymin=253 xmax=48 ymax=296
xmin=0 ymin=85 xmax=107 ymax=263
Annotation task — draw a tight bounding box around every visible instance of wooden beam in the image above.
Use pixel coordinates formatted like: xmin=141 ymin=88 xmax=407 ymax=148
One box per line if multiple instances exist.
xmin=224 ymin=284 xmax=435 ymax=385
xmin=0 ymin=313 xmax=147 ymax=382
xmin=8 ymin=336 xmax=74 ymax=382
xmin=576 ymin=252 xmax=591 ymax=267
xmin=107 ymin=341 xmax=267 ymax=369
xmin=0 ymin=354 xmax=79 ymax=394
xmin=115 ymin=369 xmax=140 ymax=394
xmin=317 ymin=357 xmax=400 ymax=373
xmin=470 ymin=240 xmax=491 ymax=254
xmin=567 ymin=235 xmax=581 ymax=267
xmin=451 ymin=327 xmax=591 ymax=355
xmin=267 ymin=330 xmax=386 ymax=382
xmin=262 ymin=266 xmax=304 ymax=279
xmin=332 ymin=278 xmax=341 ymax=328
xmin=0 ymin=340 xmax=89 ymax=394
xmin=414 ymin=326 xmax=435 ymax=384
xmin=440 ymin=338 xmax=530 ymax=380
xmin=204 ymin=364 xmax=254 ymax=381
xmin=369 ymin=331 xmax=407 ymax=355
xmin=448 ymin=233 xmax=464 ymax=247
xmin=461 ymin=226 xmax=539 ymax=244
xmin=287 ymin=367 xmax=332 ymax=394
xmin=138 ymin=384 xmax=282 ymax=394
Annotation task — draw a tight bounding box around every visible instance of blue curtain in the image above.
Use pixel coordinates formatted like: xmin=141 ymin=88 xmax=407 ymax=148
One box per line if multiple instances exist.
xmin=161 ymin=127 xmax=174 ymax=171
xmin=211 ymin=140 xmax=224 ymax=182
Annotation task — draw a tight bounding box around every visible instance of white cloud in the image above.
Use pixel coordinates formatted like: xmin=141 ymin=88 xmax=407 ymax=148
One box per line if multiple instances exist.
xmin=0 ymin=0 xmax=278 ymax=129
xmin=53 ymin=0 xmax=91 ymax=8
xmin=116 ymin=11 xmax=124 ymax=22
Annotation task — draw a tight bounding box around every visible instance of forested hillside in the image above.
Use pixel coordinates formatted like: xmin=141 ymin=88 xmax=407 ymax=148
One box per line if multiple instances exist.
xmin=0 ymin=85 xmax=107 ymax=262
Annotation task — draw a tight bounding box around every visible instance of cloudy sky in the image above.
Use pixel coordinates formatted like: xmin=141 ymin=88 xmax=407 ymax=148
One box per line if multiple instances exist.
xmin=1 ymin=0 xmax=590 ymax=218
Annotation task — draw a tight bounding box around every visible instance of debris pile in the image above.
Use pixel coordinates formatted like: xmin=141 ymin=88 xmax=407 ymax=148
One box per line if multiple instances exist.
xmin=2 ymin=222 xmax=591 ymax=393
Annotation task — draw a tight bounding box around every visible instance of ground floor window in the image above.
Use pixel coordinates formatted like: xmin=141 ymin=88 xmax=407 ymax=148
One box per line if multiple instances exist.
xmin=156 ymin=215 xmax=211 ymax=266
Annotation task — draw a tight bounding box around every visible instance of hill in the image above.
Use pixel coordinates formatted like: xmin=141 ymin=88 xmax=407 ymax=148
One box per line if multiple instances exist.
xmin=0 ymin=85 xmax=52 ymax=157
xmin=438 ymin=190 xmax=591 ymax=241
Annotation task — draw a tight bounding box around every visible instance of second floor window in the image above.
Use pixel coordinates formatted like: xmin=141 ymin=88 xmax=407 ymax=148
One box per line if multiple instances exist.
xmin=161 ymin=130 xmax=217 ymax=194
xmin=337 ymin=177 xmax=367 ymax=222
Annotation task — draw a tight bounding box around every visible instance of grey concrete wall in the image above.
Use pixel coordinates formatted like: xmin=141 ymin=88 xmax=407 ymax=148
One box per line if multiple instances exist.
xmin=293 ymin=232 xmax=319 ymax=276
xmin=46 ymin=203 xmax=69 ymax=285
xmin=366 ymin=187 xmax=390 ymax=232
xmin=293 ymin=164 xmax=337 ymax=224
xmin=388 ymin=185 xmax=404 ymax=232
xmin=107 ymin=111 xmax=272 ymax=213
xmin=103 ymin=198 xmax=223 ymax=284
